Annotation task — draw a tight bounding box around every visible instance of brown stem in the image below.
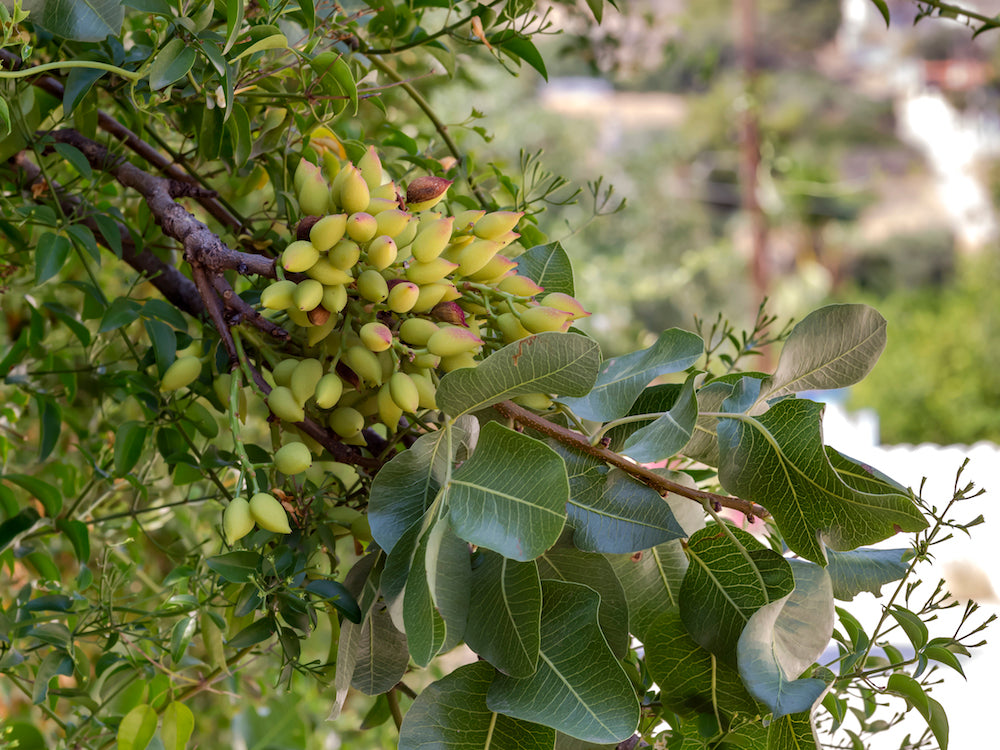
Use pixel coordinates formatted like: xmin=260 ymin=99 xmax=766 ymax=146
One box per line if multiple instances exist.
xmin=46 ymin=130 xmax=275 ymax=278
xmin=211 ymin=275 xmax=291 ymax=341
xmin=0 ymin=48 xmax=250 ymax=237
xmin=192 ymin=263 xmax=238 ymax=363
xmin=492 ymin=400 xmax=770 ymax=520
xmin=9 ymin=151 xmax=204 ymax=316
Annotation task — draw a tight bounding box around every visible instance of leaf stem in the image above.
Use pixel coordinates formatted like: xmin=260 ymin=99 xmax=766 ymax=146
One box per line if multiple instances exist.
xmin=493 ymin=400 xmax=769 ymax=519
xmin=0 ymin=60 xmax=143 ymax=81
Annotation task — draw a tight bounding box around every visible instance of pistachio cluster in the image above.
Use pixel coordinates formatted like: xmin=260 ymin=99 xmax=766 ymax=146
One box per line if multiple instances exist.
xmin=251 ymin=145 xmax=589 ymax=450
xmin=164 ymin=145 xmax=591 ymax=538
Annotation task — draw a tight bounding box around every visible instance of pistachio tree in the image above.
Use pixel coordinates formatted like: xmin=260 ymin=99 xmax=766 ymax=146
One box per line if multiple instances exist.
xmin=0 ymin=2 xmax=994 ymax=749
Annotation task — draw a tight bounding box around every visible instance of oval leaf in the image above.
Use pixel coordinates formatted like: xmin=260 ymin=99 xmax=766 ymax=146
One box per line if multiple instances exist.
xmin=465 ymin=551 xmax=542 ymax=677
xmin=117 ymin=704 xmax=157 ymax=750
xmin=758 ymin=304 xmax=887 ymax=404
xmin=436 ymin=332 xmax=601 ymax=417
xmin=399 ymin=661 xmax=555 ymax=750
xmin=449 ymin=422 xmax=569 ymax=562
xmin=559 ymin=328 xmax=703 ymax=422
xmin=161 ymin=701 xmax=195 ymax=750
xmin=487 ymin=580 xmax=640 ymax=744
xmin=149 ymin=38 xmax=197 ymax=90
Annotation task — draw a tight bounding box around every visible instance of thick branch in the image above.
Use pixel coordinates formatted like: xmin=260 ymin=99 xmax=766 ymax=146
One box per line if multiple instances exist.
xmin=9 ymin=152 xmax=204 ymax=317
xmin=493 ymin=400 xmax=770 ymax=520
xmin=47 ymin=130 xmax=275 ymax=278
xmin=0 ymin=48 xmax=250 ymax=237
xmin=211 ymin=275 xmax=290 ymax=341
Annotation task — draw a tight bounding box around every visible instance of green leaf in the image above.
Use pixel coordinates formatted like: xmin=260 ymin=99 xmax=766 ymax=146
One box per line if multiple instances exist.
xmin=114 ymin=421 xmax=148 ymax=476
xmin=868 ymin=0 xmax=891 ymax=27
xmin=32 ymin=649 xmax=74 ymax=704
xmin=330 ymin=554 xmax=382 ymax=716
xmin=63 ymin=67 xmax=106 ymax=116
xmin=643 ymin=609 xmax=759 ymax=723
xmin=399 ymin=661 xmax=556 ymax=750
xmin=231 ymin=31 xmax=287 ymax=61
xmin=556 ymin=446 xmax=685 ymax=554
xmin=149 ymin=38 xmax=197 ymax=90
xmin=766 ymin=711 xmax=819 ymax=750
xmin=226 ymin=617 xmax=275 ymax=649
xmin=584 ymin=0 xmax=605 ymax=23
xmin=25 ymin=0 xmax=125 ymax=42
xmin=161 ymin=701 xmax=195 ymax=750
xmin=436 ymin=332 xmax=601 ymax=417
xmin=887 ymin=606 xmax=928 ymax=650
xmin=826 ymin=448 xmax=909 ymax=495
xmin=35 ymin=232 xmax=71 ymax=286
xmin=736 ymin=561 xmax=832 ymax=719
xmin=35 ymin=395 xmax=61 ymax=461
xmin=515 ymin=242 xmax=575 ymax=296
xmin=402 ymin=521 xmax=449 ymax=667
xmin=44 ymin=302 xmax=92 ymax=347
xmin=206 ymin=551 xmax=262 ymax=583
xmin=496 ymin=34 xmax=549 ymax=81
xmin=923 ymin=645 xmax=966 ymax=678
xmin=717 ymin=386 xmax=927 ymax=564
xmin=0 ymin=98 xmax=10 ymax=138
xmin=487 ymin=580 xmax=640 ymax=744
xmin=825 ymin=548 xmax=909 ymax=601
xmin=309 ymin=52 xmax=358 ymax=115
xmin=537 ymin=546 xmax=629 ymax=657
xmin=369 ymin=417 xmax=476 ymax=553
xmin=2 ymin=474 xmax=62 ymax=515
xmin=758 ymin=304 xmax=886 ymax=404
xmin=465 ymin=550 xmax=541 ymax=677
xmin=99 ymin=297 xmax=141 ymax=332
xmin=559 ymin=328 xmax=703 ymax=422
xmin=93 ymin=213 xmax=123 ymax=257
xmin=621 ymin=374 xmax=698 ymax=462
xmin=169 ymin=616 xmax=197 ymax=663
xmin=223 ymin=0 xmax=245 ymax=53
xmin=886 ymin=673 xmax=948 ymax=748
xmin=0 ymin=723 xmax=45 ymax=750
xmin=682 ymin=379 xmax=748 ymax=467
xmin=117 ymin=703 xmax=157 ymax=750
xmin=606 ymin=540 xmax=687 ymax=643
xmin=349 ymin=603 xmax=409 ymax=695
xmin=449 ymin=422 xmax=569 ymax=562
xmin=680 ymin=524 xmax=794 ymax=664
xmin=304 ymin=579 xmax=362 ymax=623
xmin=144 ymin=319 xmax=176 ymax=375
xmin=56 ymin=518 xmax=90 ymax=563
xmin=53 ymin=142 xmax=93 ymax=180
xmin=423 ymin=515 xmax=472 ymax=652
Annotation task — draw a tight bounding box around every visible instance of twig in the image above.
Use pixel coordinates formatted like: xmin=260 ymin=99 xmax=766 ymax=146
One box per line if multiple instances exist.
xmin=9 ymin=151 xmax=204 ymax=316
xmin=364 ymin=54 xmax=492 ymax=208
xmin=0 ymin=48 xmax=251 ymax=238
xmin=211 ymin=275 xmax=291 ymax=341
xmin=493 ymin=400 xmax=770 ymax=519
xmin=46 ymin=130 xmax=275 ymax=277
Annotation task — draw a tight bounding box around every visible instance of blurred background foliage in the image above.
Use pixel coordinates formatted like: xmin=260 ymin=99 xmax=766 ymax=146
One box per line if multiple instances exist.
xmin=425 ymin=0 xmax=1000 ymax=445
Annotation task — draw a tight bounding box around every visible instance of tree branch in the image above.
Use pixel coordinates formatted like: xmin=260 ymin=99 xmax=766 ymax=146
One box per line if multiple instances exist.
xmin=9 ymin=151 xmax=204 ymax=317
xmin=492 ymin=399 xmax=770 ymax=520
xmin=47 ymin=130 xmax=275 ymax=278
xmin=35 ymin=128 xmax=381 ymax=471
xmin=0 ymin=48 xmax=257 ymax=240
